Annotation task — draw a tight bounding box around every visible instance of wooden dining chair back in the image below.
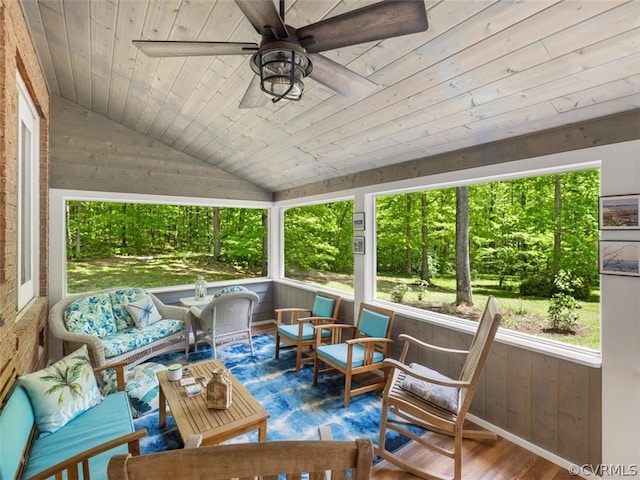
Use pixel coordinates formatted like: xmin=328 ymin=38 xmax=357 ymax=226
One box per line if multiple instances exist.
xmin=376 ymin=296 xmax=502 ymax=480
xmin=275 ymin=291 xmax=342 ymax=371
xmin=108 ymin=438 xmax=373 ymax=480
xmin=313 ymin=303 xmax=395 ymax=407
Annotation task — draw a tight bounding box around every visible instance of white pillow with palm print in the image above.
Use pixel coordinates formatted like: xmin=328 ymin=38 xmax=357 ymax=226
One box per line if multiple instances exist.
xmin=125 ymin=295 xmax=162 ymax=328
xmin=18 ymin=345 xmax=103 ymax=436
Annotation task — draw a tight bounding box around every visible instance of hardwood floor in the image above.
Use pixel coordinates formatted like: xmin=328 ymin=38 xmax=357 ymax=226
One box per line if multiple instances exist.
xmin=371 ymin=432 xmax=574 ymax=479
xmin=253 ymin=323 xmax=572 ymax=479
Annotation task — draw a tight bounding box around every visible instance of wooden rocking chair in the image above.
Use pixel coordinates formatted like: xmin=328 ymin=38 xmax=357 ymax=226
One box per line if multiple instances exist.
xmin=376 ymin=296 xmax=502 ymax=480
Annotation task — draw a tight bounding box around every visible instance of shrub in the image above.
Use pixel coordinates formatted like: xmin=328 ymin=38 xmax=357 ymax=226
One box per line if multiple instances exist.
xmin=390 ymin=283 xmax=410 ymax=303
xmin=547 ymin=270 xmax=582 ymax=332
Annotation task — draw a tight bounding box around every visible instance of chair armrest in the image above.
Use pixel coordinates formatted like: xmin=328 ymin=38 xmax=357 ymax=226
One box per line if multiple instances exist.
xmin=94 ymin=361 xmax=127 ymax=392
xmin=275 ymin=308 xmax=313 ymax=326
xmin=298 ymin=316 xmax=335 ymax=325
xmin=397 ymin=333 xmax=468 ymax=363
xmin=189 ymin=306 xmax=203 ymax=318
xmin=26 ymin=429 xmax=148 ymax=480
xmin=382 ymin=358 xmax=470 ymax=389
xmin=313 ymin=323 xmax=354 ymax=344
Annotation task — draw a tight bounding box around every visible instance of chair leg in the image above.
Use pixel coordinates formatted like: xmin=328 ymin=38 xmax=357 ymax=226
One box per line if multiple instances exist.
xmin=248 ymin=332 xmax=254 ymax=356
xmin=295 ymin=344 xmax=303 ymax=372
xmin=313 ymin=354 xmax=320 ymax=385
xmin=344 ymin=370 xmax=352 ymax=408
xmin=275 ymin=332 xmax=281 ymax=359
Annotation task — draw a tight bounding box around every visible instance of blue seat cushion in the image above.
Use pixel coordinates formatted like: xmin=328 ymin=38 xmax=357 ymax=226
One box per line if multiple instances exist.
xmin=102 ymin=319 xmax=184 ymax=359
xmin=357 ymin=308 xmax=390 ymax=338
xmin=311 ymin=296 xmax=335 ymax=318
xmin=23 ymin=391 xmax=134 ymax=480
xmin=278 ymin=323 xmax=331 ymax=341
xmin=317 ymin=343 xmax=384 ymax=369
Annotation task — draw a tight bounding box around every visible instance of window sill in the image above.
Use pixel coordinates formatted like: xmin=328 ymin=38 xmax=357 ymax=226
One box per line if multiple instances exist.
xmin=373 ymin=299 xmax=601 ymax=368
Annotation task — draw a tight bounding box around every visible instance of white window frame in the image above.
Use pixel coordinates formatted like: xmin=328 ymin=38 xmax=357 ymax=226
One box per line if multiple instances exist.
xmin=17 ymin=73 xmax=40 ymax=310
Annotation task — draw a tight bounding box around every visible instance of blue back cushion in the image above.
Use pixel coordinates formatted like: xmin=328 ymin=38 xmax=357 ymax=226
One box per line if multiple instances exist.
xmin=358 ymin=308 xmax=390 ymax=338
xmin=0 ymin=385 xmax=35 ymax=480
xmin=311 ymin=295 xmax=335 ymax=318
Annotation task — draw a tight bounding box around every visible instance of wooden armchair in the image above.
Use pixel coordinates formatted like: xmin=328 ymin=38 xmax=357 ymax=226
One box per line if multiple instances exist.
xmin=376 ymin=296 xmax=502 ymax=480
xmin=108 ymin=438 xmax=373 ymax=480
xmin=313 ymin=303 xmax=395 ymax=407
xmin=275 ymin=291 xmax=342 ymax=371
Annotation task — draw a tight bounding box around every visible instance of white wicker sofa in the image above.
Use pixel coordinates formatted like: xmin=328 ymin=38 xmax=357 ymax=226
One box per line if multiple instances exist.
xmin=49 ymin=287 xmax=189 ymax=367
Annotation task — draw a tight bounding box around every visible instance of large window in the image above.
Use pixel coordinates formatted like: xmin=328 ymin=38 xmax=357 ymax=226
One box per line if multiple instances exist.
xmin=17 ymin=75 xmax=40 ymax=309
xmin=283 ymin=200 xmax=354 ymax=293
xmin=375 ymin=169 xmax=601 ymax=351
xmin=66 ymin=201 xmax=267 ymax=293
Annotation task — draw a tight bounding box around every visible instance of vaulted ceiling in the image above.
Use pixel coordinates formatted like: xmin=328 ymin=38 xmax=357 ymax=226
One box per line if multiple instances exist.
xmin=21 ymin=0 xmax=640 ymax=195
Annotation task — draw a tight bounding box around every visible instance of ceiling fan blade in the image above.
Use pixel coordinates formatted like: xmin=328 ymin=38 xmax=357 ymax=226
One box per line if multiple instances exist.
xmin=239 ymin=75 xmax=269 ymax=109
xmin=133 ymin=41 xmax=258 ymax=57
xmin=308 ymin=54 xmax=378 ymax=101
xmin=234 ymin=0 xmax=288 ymax=39
xmin=297 ymin=0 xmax=428 ymax=54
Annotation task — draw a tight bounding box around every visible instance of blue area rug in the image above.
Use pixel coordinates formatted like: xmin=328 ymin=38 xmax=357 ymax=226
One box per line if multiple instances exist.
xmin=134 ymin=333 xmax=423 ymax=457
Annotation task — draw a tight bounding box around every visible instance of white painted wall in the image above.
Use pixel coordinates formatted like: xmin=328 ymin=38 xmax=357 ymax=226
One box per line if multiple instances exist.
xmin=600 ymin=141 xmax=640 ymax=475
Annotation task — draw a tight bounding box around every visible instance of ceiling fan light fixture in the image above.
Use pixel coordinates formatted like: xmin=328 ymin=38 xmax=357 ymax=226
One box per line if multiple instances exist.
xmin=251 ymin=47 xmax=312 ymax=103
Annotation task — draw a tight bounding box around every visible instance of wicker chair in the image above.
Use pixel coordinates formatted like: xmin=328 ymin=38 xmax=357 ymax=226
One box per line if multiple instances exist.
xmin=108 ymin=439 xmax=373 ymax=480
xmin=376 ymin=296 xmax=502 ymax=480
xmin=188 ymin=289 xmax=260 ymax=359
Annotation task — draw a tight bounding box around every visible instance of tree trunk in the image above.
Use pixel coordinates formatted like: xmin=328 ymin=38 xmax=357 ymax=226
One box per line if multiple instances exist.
xmin=405 ymin=195 xmax=412 ymax=275
xmin=456 ymin=186 xmax=473 ymax=306
xmin=213 ymin=207 xmax=221 ymax=259
xmin=262 ymin=211 xmax=268 ymax=276
xmin=553 ymin=175 xmax=562 ymax=276
xmin=420 ymin=192 xmax=430 ymax=282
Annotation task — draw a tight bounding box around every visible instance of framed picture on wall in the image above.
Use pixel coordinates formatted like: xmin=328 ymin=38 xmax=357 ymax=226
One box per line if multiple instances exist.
xmin=599 ymin=194 xmax=640 ymax=229
xmin=352 ymin=212 xmax=365 ymax=231
xmin=599 ymin=240 xmax=640 ymax=276
xmin=353 ymin=236 xmax=365 ymax=255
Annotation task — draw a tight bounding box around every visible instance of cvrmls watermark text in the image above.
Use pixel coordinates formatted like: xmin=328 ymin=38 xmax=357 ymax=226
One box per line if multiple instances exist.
xmin=569 ymin=464 xmax=638 ymax=477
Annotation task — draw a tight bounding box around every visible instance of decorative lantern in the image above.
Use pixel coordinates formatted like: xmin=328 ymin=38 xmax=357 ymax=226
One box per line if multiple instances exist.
xmin=194 ymin=275 xmax=207 ymax=300
xmin=206 ymin=367 xmax=232 ymax=410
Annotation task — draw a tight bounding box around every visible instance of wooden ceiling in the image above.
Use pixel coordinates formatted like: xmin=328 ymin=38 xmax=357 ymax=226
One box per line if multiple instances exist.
xmin=21 ymin=0 xmax=640 ymax=194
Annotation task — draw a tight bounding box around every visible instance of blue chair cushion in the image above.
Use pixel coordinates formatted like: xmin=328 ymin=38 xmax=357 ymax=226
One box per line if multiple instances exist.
xmin=357 ymin=308 xmax=390 ymax=338
xmin=278 ymin=323 xmax=331 ymax=341
xmin=311 ymin=295 xmax=336 ymax=318
xmin=317 ymin=343 xmax=384 ymax=369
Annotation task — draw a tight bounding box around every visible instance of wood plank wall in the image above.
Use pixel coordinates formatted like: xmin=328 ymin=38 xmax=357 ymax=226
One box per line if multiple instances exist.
xmin=49 ymin=96 xmax=272 ymax=202
xmin=274 ymin=283 xmax=601 ymax=467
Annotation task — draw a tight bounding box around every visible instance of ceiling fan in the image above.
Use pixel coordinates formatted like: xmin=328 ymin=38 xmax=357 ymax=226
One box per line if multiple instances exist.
xmin=133 ymin=0 xmax=428 ymax=108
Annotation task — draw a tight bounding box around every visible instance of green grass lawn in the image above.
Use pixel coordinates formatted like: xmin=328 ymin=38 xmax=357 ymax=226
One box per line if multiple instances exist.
xmin=68 ymin=256 xmax=601 ymax=351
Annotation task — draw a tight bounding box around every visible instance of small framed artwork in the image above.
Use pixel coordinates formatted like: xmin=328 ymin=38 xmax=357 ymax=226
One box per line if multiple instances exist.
xmin=599 ymin=194 xmax=640 ymax=229
xmin=599 ymin=240 xmax=640 ymax=276
xmin=353 ymin=236 xmax=365 ymax=255
xmin=352 ymin=212 xmax=365 ymax=231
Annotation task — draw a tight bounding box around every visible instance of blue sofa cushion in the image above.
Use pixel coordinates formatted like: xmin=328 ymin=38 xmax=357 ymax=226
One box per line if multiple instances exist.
xmin=22 ymin=391 xmax=133 ymax=480
xmin=213 ymin=285 xmax=247 ymax=298
xmin=64 ymin=293 xmax=117 ymax=338
xmin=102 ymin=362 xmax=167 ymax=418
xmin=18 ymin=345 xmax=103 ymax=436
xmin=0 ymin=385 xmax=35 ymax=480
xmin=316 ymin=343 xmax=384 ymax=369
xmin=101 ymin=319 xmax=185 ymax=359
xmin=109 ymin=288 xmax=149 ymax=331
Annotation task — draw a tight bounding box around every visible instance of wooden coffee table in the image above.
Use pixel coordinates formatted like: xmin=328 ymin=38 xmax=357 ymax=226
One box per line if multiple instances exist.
xmin=157 ymin=359 xmax=269 ymax=446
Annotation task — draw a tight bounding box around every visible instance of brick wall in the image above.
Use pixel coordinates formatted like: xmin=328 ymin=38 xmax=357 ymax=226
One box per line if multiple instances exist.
xmin=0 ymin=0 xmax=50 ymax=375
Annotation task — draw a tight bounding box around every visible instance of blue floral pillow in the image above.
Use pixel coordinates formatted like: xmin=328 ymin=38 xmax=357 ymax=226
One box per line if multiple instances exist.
xmin=125 ymin=295 xmax=162 ymax=327
xmin=64 ymin=293 xmax=117 ymax=338
xmin=213 ymin=285 xmax=247 ymax=298
xmin=18 ymin=345 xmax=103 ymax=436
xmin=109 ymin=288 xmax=148 ymax=330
